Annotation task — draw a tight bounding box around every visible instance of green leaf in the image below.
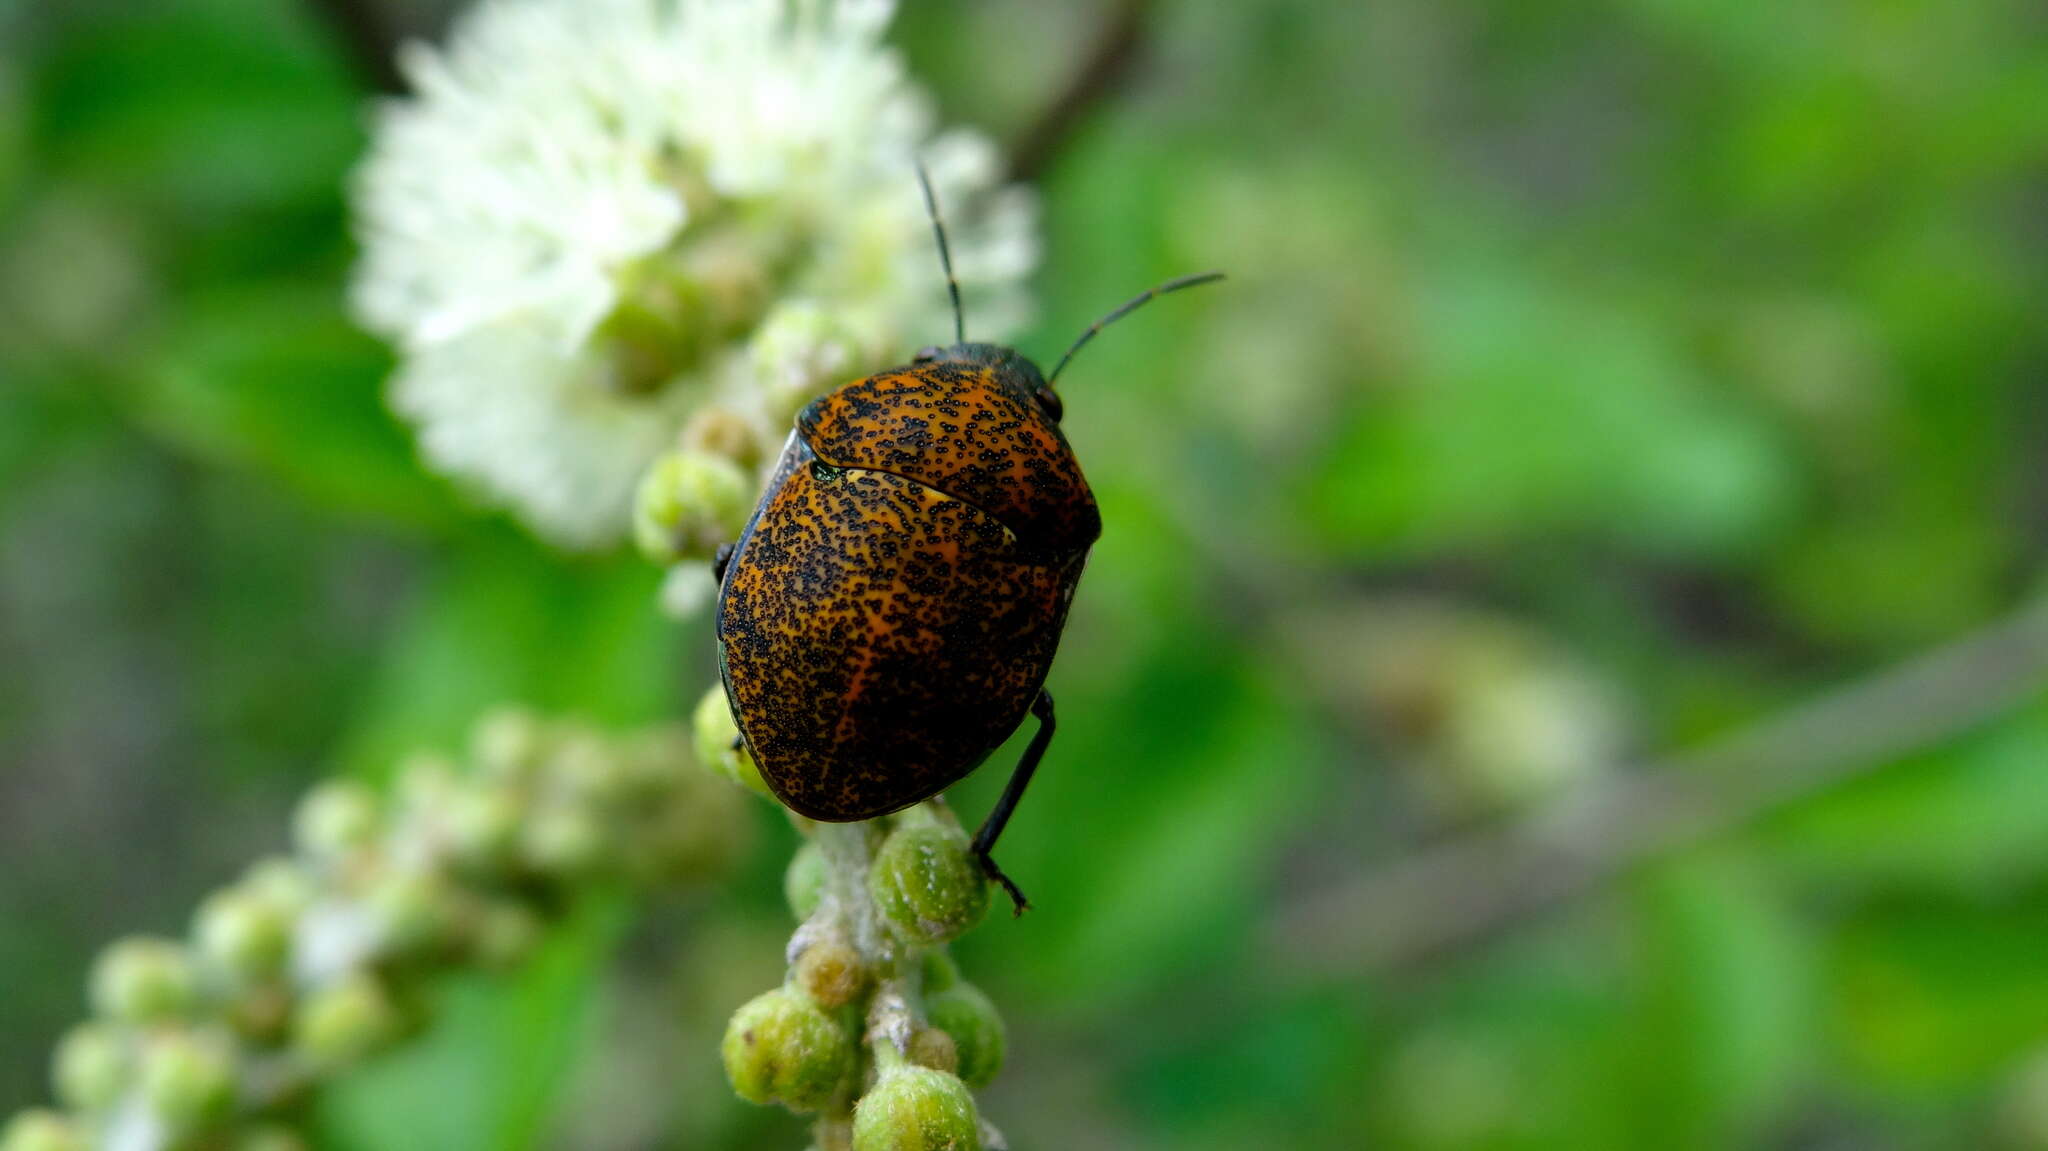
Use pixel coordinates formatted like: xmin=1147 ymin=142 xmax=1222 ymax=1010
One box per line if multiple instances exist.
xmin=1621 ymin=853 xmax=1814 ymax=1148
xmin=1829 ymin=900 xmax=2048 ymax=1092
xmin=329 ymin=534 xmax=684 ymax=783
xmin=962 ymin=624 xmax=1326 ymax=1013
xmin=1305 ymin=267 xmax=1798 ymax=561
xmin=37 ymin=0 xmax=360 ymax=210
xmin=125 ymin=282 xmax=456 ymax=532
xmin=1764 ymin=700 xmax=2048 ymax=896
xmin=317 ymin=898 xmax=631 ymax=1151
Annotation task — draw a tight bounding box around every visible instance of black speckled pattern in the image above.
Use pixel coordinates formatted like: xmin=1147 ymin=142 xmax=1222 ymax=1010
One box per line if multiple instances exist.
xmin=798 ymin=363 xmax=1101 ymax=558
xmin=717 ymin=362 xmax=1098 ymax=821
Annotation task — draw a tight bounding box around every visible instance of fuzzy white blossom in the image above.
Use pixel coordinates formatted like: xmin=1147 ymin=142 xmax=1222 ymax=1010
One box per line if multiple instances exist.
xmin=352 ymin=0 xmax=1037 ymax=547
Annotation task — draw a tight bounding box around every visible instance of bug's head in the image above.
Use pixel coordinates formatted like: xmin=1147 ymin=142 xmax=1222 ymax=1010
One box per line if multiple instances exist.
xmin=911 ymin=342 xmax=1062 ymax=421
xmin=912 ymin=164 xmax=1217 ymax=426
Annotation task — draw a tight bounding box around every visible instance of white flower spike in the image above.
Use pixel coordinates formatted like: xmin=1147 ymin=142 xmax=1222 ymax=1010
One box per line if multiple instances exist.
xmin=353 ymin=0 xmax=1038 ymax=547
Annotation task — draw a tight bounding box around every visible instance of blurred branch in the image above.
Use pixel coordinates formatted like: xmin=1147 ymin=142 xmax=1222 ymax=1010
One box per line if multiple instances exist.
xmin=0 ymin=711 xmax=749 ymax=1147
xmin=1007 ymin=0 xmax=1153 ymax=183
xmin=1267 ymin=596 xmax=2048 ymax=978
xmin=307 ymin=0 xmax=407 ymax=95
xmin=1334 ymin=552 xmax=1835 ymax=666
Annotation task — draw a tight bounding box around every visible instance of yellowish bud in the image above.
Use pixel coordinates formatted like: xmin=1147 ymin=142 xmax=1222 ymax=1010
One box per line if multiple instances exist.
xmin=90 ymin=937 xmax=196 ymax=1023
xmin=794 ymin=939 xmax=868 ymax=1009
xmin=693 ymin=685 xmax=771 ymax=798
xmin=722 ymin=987 xmax=855 ymax=1113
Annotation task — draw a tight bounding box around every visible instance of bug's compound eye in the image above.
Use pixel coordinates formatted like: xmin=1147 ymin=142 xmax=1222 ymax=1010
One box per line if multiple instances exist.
xmin=912 ymin=346 xmax=943 ymax=364
xmin=1033 ymin=386 xmax=1065 ymax=422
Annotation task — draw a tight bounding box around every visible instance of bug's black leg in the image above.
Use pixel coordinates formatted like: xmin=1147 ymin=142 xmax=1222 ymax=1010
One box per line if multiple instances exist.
xmin=711 ymin=543 xmax=734 ymax=584
xmin=972 ymin=689 xmax=1055 ymax=916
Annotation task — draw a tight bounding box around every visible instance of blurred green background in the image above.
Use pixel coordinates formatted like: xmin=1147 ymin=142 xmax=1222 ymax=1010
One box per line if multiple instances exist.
xmin=5 ymin=0 xmax=2048 ymax=1147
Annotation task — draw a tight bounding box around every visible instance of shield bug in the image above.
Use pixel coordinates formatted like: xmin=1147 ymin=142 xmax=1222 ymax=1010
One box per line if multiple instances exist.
xmin=714 ymin=168 xmax=1219 ymax=910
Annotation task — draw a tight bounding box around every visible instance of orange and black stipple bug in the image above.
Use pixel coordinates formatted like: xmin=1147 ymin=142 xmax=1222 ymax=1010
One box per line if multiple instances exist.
xmin=714 ymin=167 xmax=1220 ymax=911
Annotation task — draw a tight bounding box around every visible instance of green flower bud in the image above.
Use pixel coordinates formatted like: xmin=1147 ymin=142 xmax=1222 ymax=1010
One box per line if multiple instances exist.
xmin=394 ymin=752 xmax=461 ymax=813
xmin=868 ymin=823 xmax=989 ymax=945
xmin=224 ymin=982 xmax=294 ymax=1043
xmin=0 ymin=1111 xmax=84 ymax=1151
xmin=693 ymin=686 xmax=771 ymax=798
xmin=293 ymin=780 xmax=381 ymax=859
xmin=785 ymin=842 xmax=827 ymax=922
xmin=90 ymin=937 xmax=197 ymax=1023
xmin=196 ymin=888 xmax=291 ymax=981
xmin=681 ymin=405 xmax=762 ymax=470
xmin=550 ymin=730 xmax=632 ymax=803
xmin=471 ymin=900 xmax=545 ymax=969
xmin=794 ymin=939 xmax=868 ymax=1010
xmin=472 ymin=707 xmax=549 ymax=783
xmin=365 ymin=867 xmax=456 ymax=955
xmin=141 ymin=1032 xmax=237 ymax=1129
xmin=446 ymin=783 xmax=524 ymax=871
xmin=851 ymin=1065 xmax=981 ymax=1151
xmin=522 ymin=804 xmax=609 ymax=875
xmin=242 ymin=858 xmax=316 ymax=918
xmin=52 ymin=1022 xmax=128 ymax=1110
xmin=925 ymin=984 xmax=1005 ymax=1089
xmin=722 ymin=987 xmax=855 ymax=1113
xmin=920 ymin=950 xmax=961 ymax=994
xmin=750 ymin=302 xmax=863 ymax=423
xmin=659 ymin=563 xmax=718 ymax=616
xmin=295 ymin=973 xmax=401 ymax=1066
xmin=634 ymin=448 xmax=752 ymax=564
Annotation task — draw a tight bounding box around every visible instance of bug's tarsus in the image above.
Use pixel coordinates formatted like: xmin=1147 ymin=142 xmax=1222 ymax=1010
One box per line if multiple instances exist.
xmin=981 ymin=855 xmax=1030 ymax=917
xmin=972 ymin=688 xmax=1056 ymax=916
xmin=712 ymin=542 xmax=734 ymax=584
xmin=1046 ymin=270 xmax=1226 ymax=386
xmin=915 ymin=162 xmax=967 ymax=345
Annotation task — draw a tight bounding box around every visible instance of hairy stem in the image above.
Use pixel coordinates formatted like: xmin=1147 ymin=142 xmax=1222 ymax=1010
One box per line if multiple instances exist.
xmin=1007 ymin=0 xmax=1154 ymax=183
xmin=1269 ymin=596 xmax=2048 ymax=976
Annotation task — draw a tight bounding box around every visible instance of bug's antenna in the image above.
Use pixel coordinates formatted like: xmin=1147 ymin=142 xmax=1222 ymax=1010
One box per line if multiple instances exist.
xmin=916 ymin=162 xmax=966 ymax=345
xmin=1047 ymin=271 xmax=1225 ymax=386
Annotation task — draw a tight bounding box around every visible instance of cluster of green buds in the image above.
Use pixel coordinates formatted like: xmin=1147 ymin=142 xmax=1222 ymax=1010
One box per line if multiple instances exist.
xmin=635 ymin=407 xmax=761 ymax=616
xmin=636 ymin=411 xmax=759 ymax=563
xmin=1 ymin=710 xmax=748 ymax=1151
xmin=633 ymin=305 xmax=878 ymax=617
xmin=699 ymin=689 xmax=1007 ymax=1150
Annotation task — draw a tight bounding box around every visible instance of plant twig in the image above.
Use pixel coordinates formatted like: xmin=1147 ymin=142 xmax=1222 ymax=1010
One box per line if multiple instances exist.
xmin=1267 ymin=596 xmax=2048 ymax=978
xmin=1007 ymin=0 xmax=1152 ymax=183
